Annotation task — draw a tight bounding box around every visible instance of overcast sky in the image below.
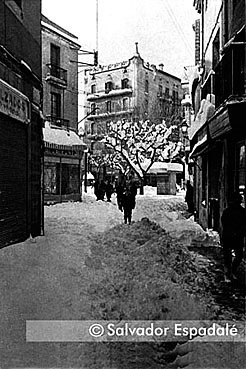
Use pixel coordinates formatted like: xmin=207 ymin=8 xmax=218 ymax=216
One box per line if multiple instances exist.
xmin=42 ymin=0 xmax=198 ymax=79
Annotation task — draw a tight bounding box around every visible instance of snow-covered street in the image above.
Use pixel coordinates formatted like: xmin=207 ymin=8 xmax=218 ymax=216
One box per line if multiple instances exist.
xmin=0 ymin=188 xmax=244 ymax=368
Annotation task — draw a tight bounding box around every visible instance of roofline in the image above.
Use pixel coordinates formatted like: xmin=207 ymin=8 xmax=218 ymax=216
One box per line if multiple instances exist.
xmin=42 ymin=14 xmax=78 ymax=39
xmin=41 ymin=15 xmax=81 ymax=48
xmin=86 ymin=53 xmax=181 ymax=81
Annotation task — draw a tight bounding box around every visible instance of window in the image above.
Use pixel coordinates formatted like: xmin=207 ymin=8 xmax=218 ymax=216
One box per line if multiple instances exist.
xmin=145 ymin=79 xmax=149 ymax=93
xmin=90 ymin=142 xmax=95 ymax=153
xmin=91 ymin=122 xmax=96 ymax=135
xmin=105 ymin=81 xmax=113 ymax=93
xmin=145 ymin=99 xmax=148 ymax=115
xmin=158 ymin=84 xmax=163 ymax=96
xmin=212 ymin=29 xmax=220 ymax=69
xmin=50 ymin=44 xmax=60 ymax=78
xmin=91 ymin=84 xmax=96 ymax=93
xmin=44 ymin=164 xmax=59 ymax=194
xmin=122 ymin=98 xmax=128 ymax=110
xmin=91 ymin=103 xmax=96 ymax=113
xmin=165 ymin=87 xmax=169 ymax=97
xmin=61 ymin=164 xmax=80 ymax=195
xmin=106 ymin=101 xmax=112 ymax=112
xmin=121 ymin=78 xmax=129 ymax=89
xmin=51 ymin=92 xmax=61 ymax=120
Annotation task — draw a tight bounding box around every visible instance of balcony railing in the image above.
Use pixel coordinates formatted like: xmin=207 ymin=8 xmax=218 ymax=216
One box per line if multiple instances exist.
xmin=46 ymin=64 xmax=67 ymax=85
xmin=46 ymin=115 xmax=70 ymax=129
xmin=214 ymin=44 xmax=245 ymax=107
xmin=87 ymin=86 xmax=132 ymax=100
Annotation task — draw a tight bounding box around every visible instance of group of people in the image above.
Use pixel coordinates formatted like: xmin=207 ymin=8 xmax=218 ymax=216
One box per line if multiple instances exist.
xmin=94 ymin=178 xmax=138 ymax=225
xmin=94 ymin=179 xmax=114 ymax=202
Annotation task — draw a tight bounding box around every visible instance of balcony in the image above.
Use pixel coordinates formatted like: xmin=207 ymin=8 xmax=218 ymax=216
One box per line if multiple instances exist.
xmin=87 ymin=86 xmax=132 ymax=101
xmin=46 ymin=64 xmax=67 ymax=88
xmin=157 ymin=92 xmax=172 ymax=103
xmin=46 ymin=115 xmax=70 ymax=129
xmin=87 ymin=108 xmax=134 ymax=120
xmin=214 ymin=44 xmax=245 ymax=107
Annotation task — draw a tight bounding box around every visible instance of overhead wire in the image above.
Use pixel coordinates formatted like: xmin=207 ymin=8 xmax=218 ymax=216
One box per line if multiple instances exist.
xmin=163 ymin=0 xmax=194 ymax=59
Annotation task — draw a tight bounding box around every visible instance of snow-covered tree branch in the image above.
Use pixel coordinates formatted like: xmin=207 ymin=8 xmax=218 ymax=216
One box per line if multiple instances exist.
xmin=101 ymin=118 xmax=184 ymax=180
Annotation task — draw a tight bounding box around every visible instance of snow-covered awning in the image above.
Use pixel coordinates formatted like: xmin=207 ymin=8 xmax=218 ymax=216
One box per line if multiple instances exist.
xmin=148 ymin=162 xmax=183 ymax=174
xmin=43 ymin=121 xmax=87 ymax=152
xmin=190 ymin=134 xmax=208 ymax=158
xmin=188 ymin=98 xmax=215 ymax=140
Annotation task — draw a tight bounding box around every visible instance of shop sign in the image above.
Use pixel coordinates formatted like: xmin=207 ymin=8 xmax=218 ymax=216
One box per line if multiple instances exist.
xmin=0 ymin=79 xmax=30 ymax=123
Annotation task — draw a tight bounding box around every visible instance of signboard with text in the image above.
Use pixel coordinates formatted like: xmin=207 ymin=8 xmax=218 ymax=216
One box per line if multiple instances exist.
xmin=0 ymin=79 xmax=30 ymax=123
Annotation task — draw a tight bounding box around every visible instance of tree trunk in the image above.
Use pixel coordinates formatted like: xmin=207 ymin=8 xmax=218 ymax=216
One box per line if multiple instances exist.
xmin=139 ymin=176 xmax=146 ymax=195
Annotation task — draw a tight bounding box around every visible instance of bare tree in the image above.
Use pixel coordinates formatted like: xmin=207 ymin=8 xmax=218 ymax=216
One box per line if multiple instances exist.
xmin=102 ymin=119 xmax=183 ymax=184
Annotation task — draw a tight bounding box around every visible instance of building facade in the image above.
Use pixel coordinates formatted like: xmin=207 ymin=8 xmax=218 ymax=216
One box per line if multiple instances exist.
xmin=42 ymin=15 xmax=86 ymax=204
xmin=189 ymin=0 xmax=245 ymax=231
xmin=0 ymin=0 xmax=43 ymax=247
xmin=83 ymin=48 xmax=183 ymax=158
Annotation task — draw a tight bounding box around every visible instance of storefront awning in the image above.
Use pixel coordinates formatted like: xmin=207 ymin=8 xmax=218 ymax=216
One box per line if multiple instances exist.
xmin=188 ymin=98 xmax=215 ymax=140
xmin=43 ymin=121 xmax=87 ymax=152
xmin=190 ymin=134 xmax=208 ymax=158
xmin=148 ymin=162 xmax=183 ymax=173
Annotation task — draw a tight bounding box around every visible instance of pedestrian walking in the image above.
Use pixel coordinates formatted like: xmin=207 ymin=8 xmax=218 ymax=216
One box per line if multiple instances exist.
xmin=121 ymin=185 xmax=136 ymax=224
xmin=115 ymin=180 xmax=124 ymax=211
xmin=185 ymin=180 xmax=194 ymax=214
xmin=95 ymin=180 xmax=106 ymax=201
xmin=130 ymin=180 xmax=138 ymax=197
xmin=221 ymin=192 xmax=246 ymax=282
xmin=105 ymin=180 xmax=114 ymax=202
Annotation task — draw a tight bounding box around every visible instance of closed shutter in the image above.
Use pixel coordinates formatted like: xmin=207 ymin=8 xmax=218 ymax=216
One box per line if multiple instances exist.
xmin=0 ymin=114 xmax=28 ymax=247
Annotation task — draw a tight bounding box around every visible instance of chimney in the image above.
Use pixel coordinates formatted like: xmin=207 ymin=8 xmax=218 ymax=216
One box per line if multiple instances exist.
xmin=159 ymin=63 xmax=164 ymax=71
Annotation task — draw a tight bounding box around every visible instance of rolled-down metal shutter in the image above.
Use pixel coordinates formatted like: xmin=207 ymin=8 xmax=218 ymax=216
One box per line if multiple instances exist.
xmin=0 ymin=114 xmax=28 ymax=247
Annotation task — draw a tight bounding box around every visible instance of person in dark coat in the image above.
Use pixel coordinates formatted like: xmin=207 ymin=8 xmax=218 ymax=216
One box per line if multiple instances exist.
xmin=185 ymin=180 xmax=194 ymax=213
xmin=121 ymin=185 xmax=136 ymax=224
xmin=105 ymin=180 xmax=114 ymax=202
xmin=97 ymin=180 xmax=106 ymax=201
xmin=221 ymin=192 xmax=246 ymax=282
xmin=115 ymin=181 xmax=124 ymax=211
xmin=130 ymin=181 xmax=138 ymax=197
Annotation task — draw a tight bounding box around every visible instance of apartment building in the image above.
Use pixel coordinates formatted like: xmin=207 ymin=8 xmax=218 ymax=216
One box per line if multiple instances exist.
xmin=83 ymin=47 xmax=183 ymax=155
xmin=0 ymin=0 xmax=43 ymax=247
xmin=42 ymin=15 xmax=86 ymax=203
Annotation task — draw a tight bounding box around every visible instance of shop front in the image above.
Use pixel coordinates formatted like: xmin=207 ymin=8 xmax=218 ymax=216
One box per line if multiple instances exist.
xmin=43 ymin=122 xmax=87 ymax=204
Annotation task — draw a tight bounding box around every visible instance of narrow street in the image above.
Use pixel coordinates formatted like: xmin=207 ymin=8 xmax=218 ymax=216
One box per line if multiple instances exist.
xmin=0 ymin=188 xmax=245 ymax=368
